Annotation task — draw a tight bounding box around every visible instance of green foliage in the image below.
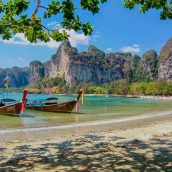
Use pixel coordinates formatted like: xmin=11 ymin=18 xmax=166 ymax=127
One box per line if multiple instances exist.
xmin=0 ymin=0 xmax=107 ymax=42
xmin=123 ymin=0 xmax=172 ymax=20
xmin=35 ymin=77 xmax=66 ymax=90
xmin=34 ymin=76 xmax=172 ymax=96
xmin=0 ymin=87 xmax=25 ymax=93
xmin=81 ymin=0 xmax=107 ymax=14
xmin=129 ymin=80 xmax=172 ymax=96
xmin=144 ymin=82 xmax=158 ymax=95
xmin=128 ymin=56 xmax=143 ymax=83
xmin=87 ymin=86 xmax=107 ymax=94
xmin=108 ymin=80 xmax=129 ymax=95
xmin=129 ymin=82 xmax=148 ymax=95
xmin=1 ymin=0 xmax=171 ymax=43
xmin=127 ymin=52 xmax=158 ymax=83
xmin=163 ymin=82 xmax=172 ymax=95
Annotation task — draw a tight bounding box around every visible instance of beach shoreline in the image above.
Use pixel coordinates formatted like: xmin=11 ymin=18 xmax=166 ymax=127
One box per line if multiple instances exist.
xmin=0 ymin=110 xmax=172 ymax=137
xmin=1 ymin=90 xmax=172 ymax=171
xmin=8 ymin=90 xmax=172 ymax=100
xmin=28 ymin=92 xmax=172 ymax=100
xmin=0 ymin=113 xmax=172 ymax=171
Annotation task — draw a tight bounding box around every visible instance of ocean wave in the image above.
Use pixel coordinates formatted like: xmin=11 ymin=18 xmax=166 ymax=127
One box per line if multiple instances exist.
xmin=0 ymin=110 xmax=172 ymax=135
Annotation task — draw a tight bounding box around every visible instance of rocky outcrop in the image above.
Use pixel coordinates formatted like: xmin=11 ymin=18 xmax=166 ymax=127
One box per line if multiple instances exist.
xmin=158 ymin=38 xmax=172 ymax=81
xmin=88 ymin=45 xmax=105 ymax=58
xmin=65 ymin=52 xmax=128 ymax=86
xmin=29 ymin=41 xmax=132 ymax=86
xmin=141 ymin=50 xmax=158 ymax=81
xmin=29 ymin=41 xmax=164 ymax=86
xmin=29 ymin=61 xmax=44 ymax=85
xmin=3 ymin=38 xmax=172 ymax=88
xmin=46 ymin=41 xmax=78 ymax=79
xmin=0 ymin=67 xmax=29 ymax=87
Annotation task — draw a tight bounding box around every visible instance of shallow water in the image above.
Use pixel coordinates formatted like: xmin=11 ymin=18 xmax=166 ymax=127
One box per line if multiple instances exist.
xmin=0 ymin=93 xmax=172 ymax=130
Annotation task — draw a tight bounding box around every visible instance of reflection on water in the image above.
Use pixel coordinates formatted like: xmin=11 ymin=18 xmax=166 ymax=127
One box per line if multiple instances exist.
xmin=0 ymin=93 xmax=172 ymax=129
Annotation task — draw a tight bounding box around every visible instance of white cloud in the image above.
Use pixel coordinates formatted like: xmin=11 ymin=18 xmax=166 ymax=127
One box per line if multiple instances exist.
xmin=46 ymin=21 xmax=61 ymax=29
xmin=106 ymin=48 xmax=113 ymax=53
xmin=68 ymin=30 xmax=89 ymax=47
xmin=17 ymin=57 xmax=25 ymax=61
xmin=0 ymin=30 xmax=89 ymax=49
xmin=0 ymin=33 xmax=61 ymax=48
xmin=120 ymin=44 xmax=141 ymax=54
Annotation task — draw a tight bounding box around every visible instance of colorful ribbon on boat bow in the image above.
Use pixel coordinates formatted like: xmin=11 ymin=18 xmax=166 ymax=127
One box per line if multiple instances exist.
xmin=82 ymin=90 xmax=85 ymax=105
xmin=21 ymin=89 xmax=28 ymax=113
xmin=4 ymin=76 xmax=8 ymax=90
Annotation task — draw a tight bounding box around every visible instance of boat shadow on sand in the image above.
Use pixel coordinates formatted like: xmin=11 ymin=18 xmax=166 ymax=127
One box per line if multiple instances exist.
xmin=0 ymin=134 xmax=172 ymax=171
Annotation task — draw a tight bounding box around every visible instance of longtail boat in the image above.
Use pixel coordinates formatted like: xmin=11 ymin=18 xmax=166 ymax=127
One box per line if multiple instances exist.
xmin=0 ymin=89 xmax=28 ymax=116
xmin=26 ymin=90 xmax=83 ymax=113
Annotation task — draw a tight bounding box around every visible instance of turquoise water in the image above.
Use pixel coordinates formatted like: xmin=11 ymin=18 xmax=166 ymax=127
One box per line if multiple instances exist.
xmin=0 ymin=93 xmax=172 ymax=129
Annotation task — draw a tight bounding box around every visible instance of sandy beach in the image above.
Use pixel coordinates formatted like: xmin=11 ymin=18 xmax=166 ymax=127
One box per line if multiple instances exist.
xmin=0 ymin=113 xmax=172 ymax=171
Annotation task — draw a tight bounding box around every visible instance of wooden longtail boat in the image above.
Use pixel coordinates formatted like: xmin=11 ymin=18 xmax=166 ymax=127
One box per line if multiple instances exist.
xmin=26 ymin=90 xmax=83 ymax=113
xmin=0 ymin=89 xmax=28 ymax=116
xmin=0 ymin=102 xmax=22 ymax=116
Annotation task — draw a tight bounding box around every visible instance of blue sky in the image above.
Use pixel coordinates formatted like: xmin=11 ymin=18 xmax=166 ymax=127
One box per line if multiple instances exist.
xmin=0 ymin=0 xmax=172 ymax=68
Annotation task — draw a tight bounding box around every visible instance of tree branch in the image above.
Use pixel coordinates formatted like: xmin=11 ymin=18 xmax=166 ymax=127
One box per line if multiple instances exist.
xmin=40 ymin=24 xmax=54 ymax=34
xmin=0 ymin=21 xmax=62 ymax=35
xmin=0 ymin=23 xmax=52 ymax=35
xmin=39 ymin=5 xmax=48 ymax=10
xmin=32 ymin=0 xmax=41 ymax=16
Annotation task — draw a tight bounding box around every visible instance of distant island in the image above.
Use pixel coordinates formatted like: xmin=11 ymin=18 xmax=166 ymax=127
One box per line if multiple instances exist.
xmin=1 ymin=38 xmax=172 ymax=95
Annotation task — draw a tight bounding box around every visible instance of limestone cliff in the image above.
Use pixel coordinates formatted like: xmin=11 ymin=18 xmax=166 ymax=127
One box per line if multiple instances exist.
xmin=29 ymin=61 xmax=44 ymax=85
xmin=29 ymin=41 xmax=164 ymax=86
xmin=45 ymin=41 xmax=78 ymax=79
xmin=2 ymin=38 xmax=172 ymax=88
xmin=158 ymin=38 xmax=172 ymax=81
xmin=30 ymin=41 xmax=131 ymax=86
xmin=141 ymin=50 xmax=158 ymax=81
xmin=0 ymin=67 xmax=29 ymax=87
xmin=65 ymin=52 xmax=128 ymax=86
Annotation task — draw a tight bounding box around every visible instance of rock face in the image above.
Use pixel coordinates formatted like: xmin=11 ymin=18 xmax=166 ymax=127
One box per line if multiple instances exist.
xmin=46 ymin=41 xmax=78 ymax=79
xmin=29 ymin=41 xmax=163 ymax=86
xmin=3 ymin=38 xmax=172 ymax=88
xmin=158 ymin=38 xmax=172 ymax=81
xmin=0 ymin=67 xmax=29 ymax=87
xmin=30 ymin=41 xmax=131 ymax=86
xmin=88 ymin=45 xmax=105 ymax=58
xmin=141 ymin=50 xmax=158 ymax=81
xmin=29 ymin=61 xmax=44 ymax=85
xmin=65 ymin=52 xmax=129 ymax=86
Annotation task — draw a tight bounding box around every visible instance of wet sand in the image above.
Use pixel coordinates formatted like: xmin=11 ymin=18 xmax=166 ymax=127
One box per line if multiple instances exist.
xmin=0 ymin=114 xmax=172 ymax=171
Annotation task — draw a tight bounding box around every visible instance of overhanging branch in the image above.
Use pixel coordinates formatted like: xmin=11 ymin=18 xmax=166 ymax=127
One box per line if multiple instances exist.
xmin=32 ymin=0 xmax=41 ymax=17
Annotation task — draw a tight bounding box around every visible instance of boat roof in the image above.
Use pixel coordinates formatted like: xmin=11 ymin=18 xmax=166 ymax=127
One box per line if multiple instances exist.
xmin=0 ymin=98 xmax=16 ymax=102
xmin=45 ymin=97 xmax=58 ymax=101
xmin=27 ymin=97 xmax=58 ymax=102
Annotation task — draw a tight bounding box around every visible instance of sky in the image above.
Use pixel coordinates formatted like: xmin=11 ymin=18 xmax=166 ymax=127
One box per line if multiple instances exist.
xmin=0 ymin=0 xmax=172 ymax=68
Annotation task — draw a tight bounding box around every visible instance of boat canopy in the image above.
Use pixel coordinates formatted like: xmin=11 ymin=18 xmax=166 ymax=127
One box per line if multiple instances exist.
xmin=0 ymin=98 xmax=16 ymax=102
xmin=45 ymin=97 xmax=58 ymax=101
xmin=26 ymin=97 xmax=58 ymax=105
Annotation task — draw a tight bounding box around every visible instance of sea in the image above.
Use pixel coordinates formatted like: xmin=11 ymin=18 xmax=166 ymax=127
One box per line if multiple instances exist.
xmin=0 ymin=92 xmax=172 ymax=130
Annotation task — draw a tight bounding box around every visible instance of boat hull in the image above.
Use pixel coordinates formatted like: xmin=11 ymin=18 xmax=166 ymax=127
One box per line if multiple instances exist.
xmin=0 ymin=102 xmax=22 ymax=116
xmin=26 ymin=100 xmax=77 ymax=113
